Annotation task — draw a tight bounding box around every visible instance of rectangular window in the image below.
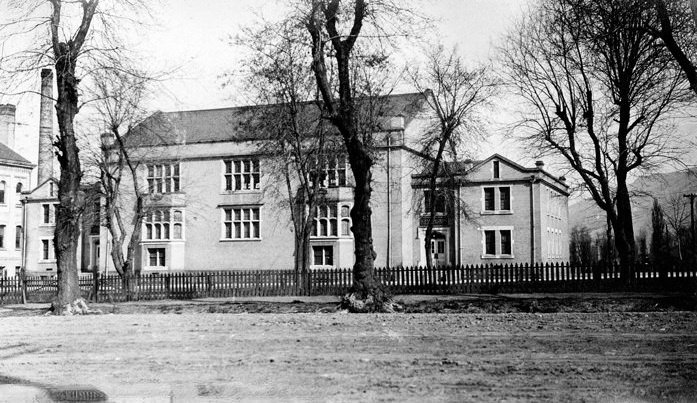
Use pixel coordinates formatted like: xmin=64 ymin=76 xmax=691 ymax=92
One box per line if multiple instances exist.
xmin=311 ymin=154 xmax=347 ymax=188
xmin=499 ymin=187 xmax=511 ymax=211
xmin=147 ymin=163 xmax=180 ymax=194
xmin=0 ymin=225 xmax=5 ymax=248
xmin=224 ymin=159 xmax=260 ymax=191
xmin=42 ymin=239 xmax=50 ymax=260
xmin=500 ymin=230 xmax=512 ymax=255
xmin=222 ymin=207 xmax=260 ymax=240
xmin=484 ymin=230 xmax=496 ymax=255
xmin=148 ymin=248 xmax=166 ymax=267
xmin=15 ymin=226 xmax=21 ymax=249
xmin=313 ymin=245 xmax=333 ymax=266
xmin=493 ymin=160 xmax=500 ymax=179
xmin=484 ymin=188 xmax=495 ymax=211
xmin=143 ymin=209 xmax=184 ymax=241
xmin=313 ymin=203 xmax=351 ymax=238
xmin=42 ymin=204 xmax=51 ymax=224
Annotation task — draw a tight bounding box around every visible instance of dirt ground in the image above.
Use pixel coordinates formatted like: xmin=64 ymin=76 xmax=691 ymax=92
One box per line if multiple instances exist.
xmin=0 ymin=295 xmax=696 ymax=402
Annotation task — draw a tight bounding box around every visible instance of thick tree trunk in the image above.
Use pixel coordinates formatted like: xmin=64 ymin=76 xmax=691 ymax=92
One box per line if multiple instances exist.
xmin=53 ymin=64 xmax=85 ymax=313
xmin=349 ymin=160 xmax=381 ymax=298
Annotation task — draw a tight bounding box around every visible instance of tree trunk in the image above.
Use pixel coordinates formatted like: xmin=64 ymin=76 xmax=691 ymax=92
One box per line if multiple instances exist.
xmin=614 ymin=178 xmax=636 ymax=283
xmin=53 ymin=63 xmax=85 ymax=313
xmin=348 ymin=154 xmax=382 ymax=299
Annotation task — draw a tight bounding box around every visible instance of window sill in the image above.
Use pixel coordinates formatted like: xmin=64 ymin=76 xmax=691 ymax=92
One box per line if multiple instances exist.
xmin=310 ymin=236 xmax=352 ymax=240
xmin=480 ymin=210 xmax=514 ymax=215
xmin=481 ymin=254 xmax=515 ymax=259
xmin=221 ymin=189 xmax=261 ymax=194
xmin=219 ymin=238 xmax=262 ymax=242
xmin=40 ymin=259 xmax=57 ymax=263
xmin=140 ymin=239 xmax=186 ymax=244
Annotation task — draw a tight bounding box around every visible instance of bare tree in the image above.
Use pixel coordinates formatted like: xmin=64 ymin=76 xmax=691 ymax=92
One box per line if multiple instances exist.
xmin=409 ymin=45 xmax=495 ymax=268
xmin=570 ymin=225 xmax=594 ymax=266
xmin=0 ymin=1 xmax=151 ymax=312
xmin=663 ymin=192 xmax=690 ymax=261
xmin=87 ymin=69 xmax=151 ymax=285
xmin=236 ymin=19 xmax=330 ymax=289
xmin=648 ymin=0 xmax=697 ymax=97
xmin=303 ymin=0 xmax=411 ymax=310
xmin=501 ymin=0 xmax=692 ymax=279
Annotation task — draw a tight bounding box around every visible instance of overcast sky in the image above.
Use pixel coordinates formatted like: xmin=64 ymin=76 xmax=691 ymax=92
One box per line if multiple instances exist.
xmin=3 ymin=0 xmax=694 ymax=187
xmin=3 ymin=0 xmax=530 ymax=170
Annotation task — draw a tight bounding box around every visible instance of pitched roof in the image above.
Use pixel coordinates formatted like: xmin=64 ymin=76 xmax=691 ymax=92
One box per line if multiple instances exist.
xmin=0 ymin=142 xmax=33 ymax=168
xmin=122 ymin=92 xmax=428 ymax=148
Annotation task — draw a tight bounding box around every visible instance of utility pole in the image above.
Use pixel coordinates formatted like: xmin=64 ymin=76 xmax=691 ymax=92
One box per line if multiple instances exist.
xmin=684 ymin=193 xmax=696 ymax=261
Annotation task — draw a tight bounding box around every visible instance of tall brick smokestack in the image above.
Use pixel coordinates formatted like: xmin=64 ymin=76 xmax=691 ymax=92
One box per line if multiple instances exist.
xmin=38 ymin=68 xmax=54 ymax=184
xmin=0 ymin=104 xmax=16 ymax=150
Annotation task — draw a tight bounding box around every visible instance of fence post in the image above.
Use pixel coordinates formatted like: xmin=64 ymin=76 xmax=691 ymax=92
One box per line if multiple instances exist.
xmin=20 ymin=267 xmax=27 ymax=304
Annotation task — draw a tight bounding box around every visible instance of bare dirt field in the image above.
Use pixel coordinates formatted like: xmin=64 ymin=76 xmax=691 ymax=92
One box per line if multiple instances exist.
xmin=0 ymin=296 xmax=696 ymax=402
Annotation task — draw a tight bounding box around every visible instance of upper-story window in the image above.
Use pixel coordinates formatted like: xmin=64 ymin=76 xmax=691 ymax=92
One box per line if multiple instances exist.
xmin=424 ymin=191 xmax=446 ymax=214
xmin=42 ymin=203 xmax=55 ymax=224
xmin=483 ymin=186 xmax=511 ymax=213
xmin=0 ymin=181 xmax=5 ymax=204
xmin=312 ymin=203 xmax=352 ymax=238
xmin=143 ymin=208 xmax=184 ymax=240
xmin=147 ymin=163 xmax=180 ymax=194
xmin=311 ymin=154 xmax=347 ymax=188
xmin=224 ymin=159 xmax=260 ymax=191
xmin=493 ymin=160 xmax=500 ymax=179
xmin=15 ymin=182 xmax=22 ymax=193
xmin=222 ymin=207 xmax=261 ymax=240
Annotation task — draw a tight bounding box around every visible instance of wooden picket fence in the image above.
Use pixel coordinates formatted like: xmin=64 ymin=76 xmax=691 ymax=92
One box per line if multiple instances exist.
xmin=1 ymin=262 xmax=696 ymax=304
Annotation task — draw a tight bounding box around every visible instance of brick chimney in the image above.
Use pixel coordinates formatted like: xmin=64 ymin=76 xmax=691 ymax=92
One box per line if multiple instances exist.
xmin=0 ymin=104 xmax=16 ymax=149
xmin=38 ymin=69 xmax=54 ymax=184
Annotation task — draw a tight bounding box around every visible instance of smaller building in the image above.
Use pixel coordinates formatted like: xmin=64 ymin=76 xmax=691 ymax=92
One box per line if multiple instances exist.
xmin=413 ymin=154 xmax=570 ymax=266
xmin=0 ymin=104 xmax=34 ymax=278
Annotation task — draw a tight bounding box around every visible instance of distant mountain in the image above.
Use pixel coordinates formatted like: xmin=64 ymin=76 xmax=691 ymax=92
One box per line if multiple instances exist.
xmin=568 ymin=169 xmax=697 ymax=237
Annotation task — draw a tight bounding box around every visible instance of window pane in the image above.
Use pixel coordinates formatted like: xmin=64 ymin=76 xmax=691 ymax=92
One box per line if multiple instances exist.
xmin=174 ymin=224 xmax=182 ymax=239
xmin=234 ymin=222 xmax=241 ymax=238
xmin=155 ymin=225 xmax=161 ymax=239
xmin=320 ymin=220 xmax=327 ymax=236
xmin=225 ymin=209 xmax=232 ymax=221
xmin=243 ymin=222 xmax=250 ymax=238
xmin=173 ymin=210 xmax=182 ymax=221
xmin=225 ymin=175 xmax=232 ymax=190
xmin=225 ymin=223 xmax=231 ymax=239
xmin=485 ymin=230 xmax=496 ymax=255
xmin=329 ymin=205 xmax=337 ymax=217
xmin=484 ymin=188 xmax=495 ymax=211
xmin=234 ymin=161 xmax=241 ymax=173
xmin=341 ymin=206 xmax=350 ymax=217
xmin=252 ymin=222 xmax=259 ymax=238
xmin=225 ymin=161 xmax=231 ymax=173
xmin=330 ymin=219 xmax=337 ymax=236
xmin=243 ymin=209 xmax=250 ymax=221
xmin=146 ymin=224 xmax=152 ymax=239
xmin=500 ymin=187 xmax=511 ymax=210
xmin=163 ymin=224 xmax=170 ymax=239
xmin=252 ymin=208 xmax=259 ymax=221
xmin=234 ymin=209 xmax=241 ymax=221
xmin=501 ymin=230 xmax=511 ymax=254
xmin=324 ymin=247 xmax=333 ymax=266
xmin=341 ymin=219 xmax=350 ymax=236
xmin=493 ymin=161 xmax=500 ymax=178
xmin=313 ymin=246 xmax=323 ymax=265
